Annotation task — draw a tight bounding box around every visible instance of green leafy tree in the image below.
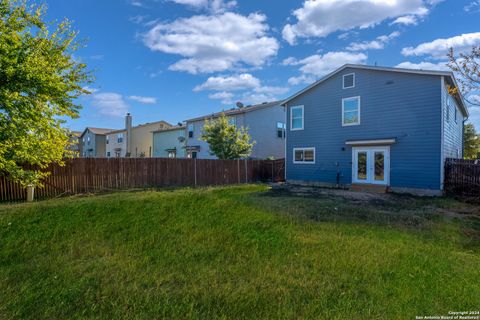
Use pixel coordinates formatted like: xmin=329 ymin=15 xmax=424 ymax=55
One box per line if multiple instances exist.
xmin=464 ymin=123 xmax=480 ymax=159
xmin=0 ymin=0 xmax=91 ymax=186
xmin=200 ymin=113 xmax=255 ymax=160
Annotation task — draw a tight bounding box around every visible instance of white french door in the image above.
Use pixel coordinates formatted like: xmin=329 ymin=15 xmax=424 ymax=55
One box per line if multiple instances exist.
xmin=352 ymin=147 xmax=390 ymax=185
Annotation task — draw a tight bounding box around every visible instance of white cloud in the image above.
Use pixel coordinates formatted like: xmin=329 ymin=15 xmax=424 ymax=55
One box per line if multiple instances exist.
xmin=142 ymin=12 xmax=279 ymax=74
xmin=128 ymin=95 xmax=157 ymax=104
xmin=130 ymin=0 xmax=145 ymax=7
xmin=208 ymin=91 xmax=234 ymax=105
xmin=395 ymin=61 xmax=449 ymax=71
xmin=282 ymin=0 xmax=438 ymax=45
xmin=91 ymin=93 xmax=129 ymax=117
xmin=464 ymin=1 xmax=480 ymax=12
xmin=347 ymin=31 xmax=400 ymax=51
xmin=169 ymin=0 xmax=236 ymax=13
xmin=401 ymin=32 xmax=480 ymax=58
xmin=194 ymin=73 xmax=260 ymax=91
xmin=284 ymin=51 xmax=368 ymax=85
xmin=391 ymin=15 xmax=418 ymax=25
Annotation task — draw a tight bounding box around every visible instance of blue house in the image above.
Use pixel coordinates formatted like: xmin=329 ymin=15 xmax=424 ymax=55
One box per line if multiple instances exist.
xmin=283 ymin=64 xmax=469 ymax=195
xmin=152 ymin=126 xmax=186 ymax=158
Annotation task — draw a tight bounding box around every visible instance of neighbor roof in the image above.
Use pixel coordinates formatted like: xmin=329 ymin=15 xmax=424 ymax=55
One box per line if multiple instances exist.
xmin=80 ymin=127 xmax=116 ymax=137
xmin=185 ymin=101 xmax=283 ymax=122
xmin=152 ymin=125 xmax=185 ymax=134
xmin=281 ymin=64 xmax=468 ymax=117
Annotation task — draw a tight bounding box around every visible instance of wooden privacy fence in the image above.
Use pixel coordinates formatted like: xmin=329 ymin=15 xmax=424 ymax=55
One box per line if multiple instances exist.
xmin=0 ymin=158 xmax=285 ymax=202
xmin=444 ymin=158 xmax=480 ymax=197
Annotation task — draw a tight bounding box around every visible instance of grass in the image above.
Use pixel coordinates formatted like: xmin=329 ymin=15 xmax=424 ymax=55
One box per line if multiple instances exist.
xmin=0 ymin=185 xmax=479 ymax=319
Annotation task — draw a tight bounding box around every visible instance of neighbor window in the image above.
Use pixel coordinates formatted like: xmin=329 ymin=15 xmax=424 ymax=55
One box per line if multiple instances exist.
xmin=87 ymin=136 xmax=90 ymax=145
xmin=106 ymin=136 xmax=109 ymax=144
xmin=277 ymin=122 xmax=286 ymax=138
xmin=107 ymin=152 xmax=111 ymax=157
xmin=290 ymin=106 xmax=304 ymax=130
xmin=342 ymin=96 xmax=360 ymax=126
xmin=117 ymin=133 xmax=124 ymax=143
xmin=168 ymin=151 xmax=176 ymax=158
xmin=343 ymin=73 xmax=355 ymax=89
xmin=188 ymin=124 xmax=194 ymax=138
xmin=293 ymin=148 xmax=315 ymax=164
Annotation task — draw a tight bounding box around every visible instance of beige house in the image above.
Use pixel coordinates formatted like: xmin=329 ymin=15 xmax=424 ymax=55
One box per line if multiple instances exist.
xmin=105 ymin=113 xmax=171 ymax=158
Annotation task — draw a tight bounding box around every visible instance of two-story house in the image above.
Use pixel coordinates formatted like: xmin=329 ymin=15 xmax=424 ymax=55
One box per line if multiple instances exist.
xmin=283 ymin=64 xmax=468 ymax=195
xmin=152 ymin=125 xmax=186 ymax=158
xmin=105 ymin=113 xmax=172 ymax=158
xmin=184 ymin=101 xmax=286 ymax=159
xmin=79 ymin=127 xmax=115 ymax=158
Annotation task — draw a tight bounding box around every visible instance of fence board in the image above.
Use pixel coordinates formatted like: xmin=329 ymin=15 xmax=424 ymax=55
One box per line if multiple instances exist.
xmin=0 ymin=158 xmax=285 ymax=202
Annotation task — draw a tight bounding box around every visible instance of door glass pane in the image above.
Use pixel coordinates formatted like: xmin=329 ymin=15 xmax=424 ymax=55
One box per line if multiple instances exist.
xmin=374 ymin=152 xmax=385 ymax=181
xmin=295 ymin=150 xmax=303 ymax=162
xmin=357 ymin=152 xmax=367 ymax=180
xmin=304 ymin=150 xmax=314 ymax=162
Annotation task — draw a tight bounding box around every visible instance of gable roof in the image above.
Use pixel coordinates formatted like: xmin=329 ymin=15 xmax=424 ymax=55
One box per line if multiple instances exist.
xmin=152 ymin=125 xmax=185 ymax=134
xmin=80 ymin=127 xmax=116 ymax=137
xmin=281 ymin=64 xmax=468 ymax=117
xmin=185 ymin=100 xmax=283 ymax=122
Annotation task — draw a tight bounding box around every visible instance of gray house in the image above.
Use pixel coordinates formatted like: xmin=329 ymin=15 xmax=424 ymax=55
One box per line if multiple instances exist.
xmin=283 ymin=64 xmax=468 ymax=195
xmin=79 ymin=127 xmax=115 ymax=158
xmin=184 ymin=101 xmax=286 ymax=159
xmin=152 ymin=125 xmax=186 ymax=158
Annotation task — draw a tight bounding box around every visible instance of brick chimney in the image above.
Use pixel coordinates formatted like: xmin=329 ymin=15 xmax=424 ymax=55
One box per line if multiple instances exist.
xmin=125 ymin=113 xmax=132 ymax=157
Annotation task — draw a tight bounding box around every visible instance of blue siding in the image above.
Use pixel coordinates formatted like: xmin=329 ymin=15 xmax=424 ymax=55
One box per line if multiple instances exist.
xmin=286 ymin=67 xmax=442 ymax=191
xmin=442 ymin=80 xmax=463 ymax=159
xmin=153 ymin=128 xmax=186 ymax=158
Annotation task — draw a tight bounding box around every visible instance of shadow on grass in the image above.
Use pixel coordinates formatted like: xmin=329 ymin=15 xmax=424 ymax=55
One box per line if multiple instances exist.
xmin=253 ymin=186 xmax=480 ymax=251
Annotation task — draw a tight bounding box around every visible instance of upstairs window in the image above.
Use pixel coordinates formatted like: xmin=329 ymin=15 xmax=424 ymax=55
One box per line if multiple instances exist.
xmin=87 ymin=136 xmax=91 ymax=145
xmin=343 ymin=73 xmax=355 ymax=89
xmin=188 ymin=124 xmax=194 ymax=138
xmin=293 ymin=148 xmax=315 ymax=164
xmin=290 ymin=106 xmax=304 ymax=131
xmin=117 ymin=133 xmax=124 ymax=143
xmin=106 ymin=136 xmax=109 ymax=144
xmin=277 ymin=122 xmax=286 ymax=138
xmin=342 ymin=96 xmax=360 ymax=126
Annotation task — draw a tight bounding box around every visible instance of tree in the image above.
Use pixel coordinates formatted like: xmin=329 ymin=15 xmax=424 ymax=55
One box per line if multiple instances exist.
xmin=464 ymin=123 xmax=480 ymax=160
xmin=0 ymin=0 xmax=91 ymax=187
xmin=447 ymin=46 xmax=480 ymax=106
xmin=200 ymin=113 xmax=255 ymax=160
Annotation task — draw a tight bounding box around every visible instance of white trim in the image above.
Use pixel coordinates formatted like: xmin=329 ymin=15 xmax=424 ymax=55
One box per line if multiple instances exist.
xmin=440 ymin=76 xmax=445 ymax=191
xmin=343 ymin=73 xmax=355 ymax=89
xmin=345 ymin=138 xmax=396 ymax=146
xmin=293 ymin=147 xmax=315 ymax=164
xmin=352 ymin=146 xmax=390 ymax=185
xmin=290 ymin=105 xmax=304 ymax=131
xmin=342 ymin=96 xmax=361 ymax=126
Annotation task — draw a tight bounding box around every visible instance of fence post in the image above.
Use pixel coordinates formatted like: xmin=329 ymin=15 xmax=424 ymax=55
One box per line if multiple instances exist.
xmin=245 ymin=159 xmax=248 ymax=184
xmin=194 ymin=158 xmax=197 ymax=187
xmin=237 ymin=159 xmax=240 ymax=184
xmin=26 ymin=185 xmax=35 ymax=202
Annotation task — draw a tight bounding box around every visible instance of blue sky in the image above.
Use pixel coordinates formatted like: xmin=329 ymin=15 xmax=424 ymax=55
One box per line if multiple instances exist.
xmin=45 ymin=0 xmax=480 ymax=131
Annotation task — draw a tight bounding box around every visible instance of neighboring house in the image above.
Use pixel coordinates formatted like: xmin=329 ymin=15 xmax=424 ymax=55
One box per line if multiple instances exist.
xmin=184 ymin=101 xmax=286 ymax=159
xmin=283 ymin=64 xmax=468 ymax=195
xmin=67 ymin=131 xmax=82 ymax=157
xmin=79 ymin=127 xmax=115 ymax=158
xmin=105 ymin=129 xmax=127 ymax=158
xmin=105 ymin=113 xmax=172 ymax=158
xmin=152 ymin=125 xmax=186 ymax=158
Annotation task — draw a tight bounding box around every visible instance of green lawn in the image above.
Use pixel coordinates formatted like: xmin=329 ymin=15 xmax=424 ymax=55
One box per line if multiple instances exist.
xmin=1 ymin=185 xmax=479 ymax=319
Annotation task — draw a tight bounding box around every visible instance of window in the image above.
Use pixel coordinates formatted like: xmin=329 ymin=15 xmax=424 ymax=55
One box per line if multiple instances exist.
xmin=168 ymin=150 xmax=176 ymax=158
xmin=290 ymin=106 xmax=304 ymax=130
xmin=188 ymin=151 xmax=197 ymax=159
xmin=277 ymin=122 xmax=286 ymax=138
xmin=117 ymin=133 xmax=124 ymax=143
xmin=87 ymin=136 xmax=90 ymax=145
xmin=293 ymin=148 xmax=315 ymax=164
xmin=343 ymin=73 xmax=355 ymax=89
xmin=188 ymin=124 xmax=194 ymax=138
xmin=106 ymin=136 xmax=109 ymax=144
xmin=342 ymin=96 xmax=360 ymax=126
xmin=454 ymin=106 xmax=458 ymax=123
xmin=228 ymin=117 xmax=236 ymax=126
xmin=107 ymin=152 xmax=111 ymax=157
